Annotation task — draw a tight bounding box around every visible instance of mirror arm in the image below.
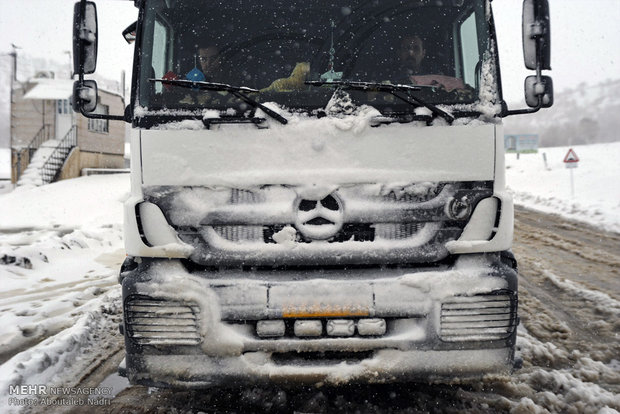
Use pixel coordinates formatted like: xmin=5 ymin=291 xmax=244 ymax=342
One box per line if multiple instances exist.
xmin=502 ymin=58 xmax=543 ymax=117
xmin=79 ymin=109 xmax=126 ymax=121
xmin=502 ymin=99 xmax=542 ymax=117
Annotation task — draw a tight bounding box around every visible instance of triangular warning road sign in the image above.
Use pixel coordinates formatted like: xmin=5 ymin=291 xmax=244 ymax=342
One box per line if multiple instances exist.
xmin=563 ymin=148 xmax=579 ymax=163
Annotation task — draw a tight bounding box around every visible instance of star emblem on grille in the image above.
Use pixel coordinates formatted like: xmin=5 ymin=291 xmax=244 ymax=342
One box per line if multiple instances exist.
xmin=294 ymin=194 xmax=344 ymax=240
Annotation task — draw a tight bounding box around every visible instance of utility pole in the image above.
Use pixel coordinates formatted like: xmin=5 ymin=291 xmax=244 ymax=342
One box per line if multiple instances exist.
xmin=64 ymin=50 xmax=73 ymax=79
xmin=5 ymin=45 xmax=19 ymax=143
xmin=5 ymin=44 xmax=21 ymax=183
xmin=9 ymin=44 xmax=19 ymax=82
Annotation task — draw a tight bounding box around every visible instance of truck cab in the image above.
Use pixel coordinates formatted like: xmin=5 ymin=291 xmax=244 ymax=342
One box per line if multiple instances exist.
xmin=73 ymin=0 xmax=552 ymax=387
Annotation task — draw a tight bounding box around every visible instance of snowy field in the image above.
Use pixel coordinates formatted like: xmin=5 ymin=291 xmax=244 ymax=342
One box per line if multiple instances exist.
xmin=505 ymin=141 xmax=620 ymax=234
xmin=0 ymin=142 xmax=618 ymax=412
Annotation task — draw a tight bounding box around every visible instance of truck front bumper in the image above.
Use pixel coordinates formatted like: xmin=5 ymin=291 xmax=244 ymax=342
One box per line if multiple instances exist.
xmin=126 ymin=348 xmax=513 ymax=388
xmin=119 ymin=253 xmax=518 ymax=387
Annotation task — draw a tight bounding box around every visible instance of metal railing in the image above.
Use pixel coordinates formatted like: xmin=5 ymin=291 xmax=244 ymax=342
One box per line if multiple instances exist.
xmin=27 ymin=124 xmax=52 ymax=160
xmin=14 ymin=124 xmax=53 ymax=182
xmin=39 ymin=125 xmax=77 ymax=184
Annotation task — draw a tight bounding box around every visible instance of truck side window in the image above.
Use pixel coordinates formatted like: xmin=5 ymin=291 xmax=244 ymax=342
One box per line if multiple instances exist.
xmin=152 ymin=19 xmax=169 ymax=93
xmin=459 ymin=12 xmax=479 ymax=88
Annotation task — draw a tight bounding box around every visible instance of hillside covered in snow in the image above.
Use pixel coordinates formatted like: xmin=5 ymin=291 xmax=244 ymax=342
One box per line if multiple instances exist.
xmin=504 ymin=79 xmax=620 ymax=147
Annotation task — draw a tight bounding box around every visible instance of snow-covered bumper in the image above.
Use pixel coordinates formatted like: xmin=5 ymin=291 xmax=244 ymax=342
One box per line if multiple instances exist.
xmin=119 ymin=253 xmax=518 ymax=387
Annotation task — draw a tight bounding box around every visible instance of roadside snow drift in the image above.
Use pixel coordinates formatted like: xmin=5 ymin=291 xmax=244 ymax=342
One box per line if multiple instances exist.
xmin=505 ymin=142 xmax=620 ymax=233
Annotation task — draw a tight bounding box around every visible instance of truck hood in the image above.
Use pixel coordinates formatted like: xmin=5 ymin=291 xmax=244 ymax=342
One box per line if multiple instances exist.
xmin=139 ymin=120 xmax=497 ymax=187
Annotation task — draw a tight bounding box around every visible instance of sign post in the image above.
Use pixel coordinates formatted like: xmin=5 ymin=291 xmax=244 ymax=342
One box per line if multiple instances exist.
xmin=563 ymin=148 xmax=579 ymax=198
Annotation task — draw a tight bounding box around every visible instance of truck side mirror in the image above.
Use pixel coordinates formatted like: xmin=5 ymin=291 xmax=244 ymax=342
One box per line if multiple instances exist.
xmin=73 ymin=1 xmax=98 ymax=75
xmin=70 ymin=0 xmax=125 ymax=122
xmin=123 ymin=21 xmax=137 ymax=44
xmin=524 ymin=75 xmax=553 ymax=108
xmin=522 ymin=0 xmax=551 ymax=70
xmin=73 ymin=79 xmax=99 ymax=113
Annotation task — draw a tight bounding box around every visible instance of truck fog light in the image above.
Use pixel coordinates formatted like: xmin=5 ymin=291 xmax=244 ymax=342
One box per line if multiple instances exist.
xmin=256 ymin=320 xmax=285 ymax=338
xmin=357 ymin=318 xmax=386 ymax=336
xmin=326 ymin=320 xmax=355 ymax=336
xmin=294 ymin=320 xmax=323 ymax=337
xmin=446 ymin=197 xmax=472 ymax=220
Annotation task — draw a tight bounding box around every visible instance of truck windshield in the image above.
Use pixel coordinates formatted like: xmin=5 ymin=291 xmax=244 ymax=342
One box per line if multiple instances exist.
xmin=138 ymin=0 xmax=490 ymax=115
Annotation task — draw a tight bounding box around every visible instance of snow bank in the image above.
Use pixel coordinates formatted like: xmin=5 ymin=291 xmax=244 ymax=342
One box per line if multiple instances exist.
xmin=0 ymin=174 xmax=128 ymax=413
xmin=0 ymin=174 xmax=129 ymax=231
xmin=0 ymin=148 xmax=11 ymax=194
xmin=506 ymin=142 xmax=620 ymax=233
xmin=0 ymin=289 xmax=121 ymax=414
xmin=0 ymin=147 xmax=10 ymax=180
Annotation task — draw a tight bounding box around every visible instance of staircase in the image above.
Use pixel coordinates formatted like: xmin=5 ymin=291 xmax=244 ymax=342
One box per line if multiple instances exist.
xmin=16 ymin=125 xmax=77 ymax=188
xmin=27 ymin=124 xmax=53 ymax=161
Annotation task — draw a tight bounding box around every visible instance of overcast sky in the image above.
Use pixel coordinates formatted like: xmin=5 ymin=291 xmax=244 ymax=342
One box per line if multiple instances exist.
xmin=0 ymin=0 xmax=619 ymax=104
xmin=493 ymin=0 xmax=620 ymax=104
xmin=0 ymin=0 xmax=136 ymax=88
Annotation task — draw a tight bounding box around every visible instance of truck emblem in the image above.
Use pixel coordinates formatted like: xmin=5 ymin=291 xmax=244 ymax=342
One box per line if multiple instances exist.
xmin=294 ymin=194 xmax=344 ymax=240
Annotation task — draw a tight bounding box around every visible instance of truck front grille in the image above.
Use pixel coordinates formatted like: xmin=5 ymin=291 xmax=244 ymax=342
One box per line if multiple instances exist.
xmin=262 ymin=223 xmax=377 ymax=244
xmin=125 ymin=296 xmax=201 ymax=346
xmin=440 ymin=294 xmax=517 ymax=342
xmin=145 ymin=181 xmax=493 ymax=266
xmin=374 ymin=223 xmax=424 ymax=240
xmin=213 ymin=225 xmax=263 ymax=242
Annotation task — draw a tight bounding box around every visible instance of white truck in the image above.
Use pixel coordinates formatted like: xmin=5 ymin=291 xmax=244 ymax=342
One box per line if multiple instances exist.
xmin=72 ymin=0 xmax=552 ymax=387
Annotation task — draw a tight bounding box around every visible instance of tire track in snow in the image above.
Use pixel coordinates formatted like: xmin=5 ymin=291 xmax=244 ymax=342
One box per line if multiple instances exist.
xmin=0 ymin=227 xmax=124 ymax=366
xmin=514 ymin=206 xmax=620 ymax=297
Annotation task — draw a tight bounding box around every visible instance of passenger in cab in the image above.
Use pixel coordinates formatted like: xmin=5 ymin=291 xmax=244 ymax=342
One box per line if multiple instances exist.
xmin=198 ymin=45 xmax=222 ymax=81
xmin=398 ymin=34 xmax=465 ymax=92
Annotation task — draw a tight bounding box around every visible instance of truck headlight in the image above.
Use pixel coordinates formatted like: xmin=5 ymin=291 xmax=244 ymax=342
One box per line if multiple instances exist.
xmin=446 ymin=196 xmax=472 ymax=220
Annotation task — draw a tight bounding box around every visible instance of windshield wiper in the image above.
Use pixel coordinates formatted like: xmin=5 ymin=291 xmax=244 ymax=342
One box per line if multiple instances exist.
xmin=305 ymin=80 xmax=454 ymax=124
xmin=149 ymin=78 xmax=288 ymax=125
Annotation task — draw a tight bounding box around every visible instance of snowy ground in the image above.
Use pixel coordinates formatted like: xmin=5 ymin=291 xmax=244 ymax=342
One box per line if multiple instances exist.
xmin=0 ymin=147 xmax=11 ymax=193
xmin=0 ymin=175 xmax=128 ymax=413
xmin=0 ymin=142 xmax=618 ymax=413
xmin=505 ymin=141 xmax=620 ymax=233
xmin=0 ymin=148 xmax=9 ymax=171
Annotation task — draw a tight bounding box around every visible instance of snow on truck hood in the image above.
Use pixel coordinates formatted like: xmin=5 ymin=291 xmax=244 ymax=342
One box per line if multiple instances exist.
xmin=139 ymin=118 xmax=497 ymax=187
